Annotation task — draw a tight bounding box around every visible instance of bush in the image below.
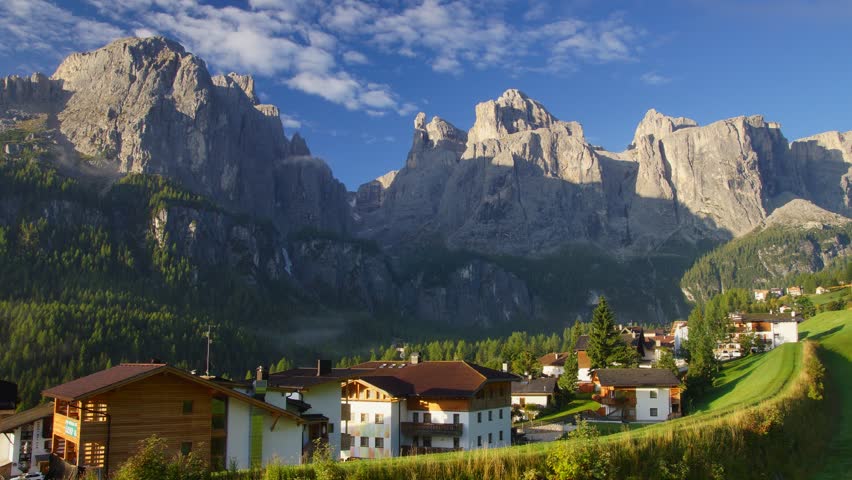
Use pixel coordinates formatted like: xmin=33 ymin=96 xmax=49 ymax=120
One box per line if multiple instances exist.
xmin=546 ymin=418 xmax=616 ymax=480
xmin=114 ymin=435 xmax=208 ymax=480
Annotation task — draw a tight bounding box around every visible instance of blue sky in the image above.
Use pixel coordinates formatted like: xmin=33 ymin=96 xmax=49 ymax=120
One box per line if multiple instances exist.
xmin=1 ymin=0 xmax=851 ymax=190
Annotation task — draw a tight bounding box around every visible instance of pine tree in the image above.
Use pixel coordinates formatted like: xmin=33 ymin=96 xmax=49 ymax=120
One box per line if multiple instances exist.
xmin=587 ymin=296 xmax=621 ymax=370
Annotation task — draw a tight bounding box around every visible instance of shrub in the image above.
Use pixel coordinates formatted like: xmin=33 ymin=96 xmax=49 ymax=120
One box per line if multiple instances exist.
xmin=114 ymin=435 xmax=208 ymax=480
xmin=546 ymin=418 xmax=616 ymax=480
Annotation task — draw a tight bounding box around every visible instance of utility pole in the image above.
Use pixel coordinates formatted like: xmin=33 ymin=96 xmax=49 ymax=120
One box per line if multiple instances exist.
xmin=203 ymin=324 xmax=217 ymax=377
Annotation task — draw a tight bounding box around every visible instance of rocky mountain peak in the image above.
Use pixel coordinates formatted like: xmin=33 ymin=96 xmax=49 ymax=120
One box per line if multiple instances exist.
xmin=630 ymin=108 xmax=697 ymax=147
xmin=212 ymin=72 xmax=259 ymax=105
xmin=406 ymin=112 xmax=466 ymax=169
xmin=468 ymin=88 xmax=560 ymax=143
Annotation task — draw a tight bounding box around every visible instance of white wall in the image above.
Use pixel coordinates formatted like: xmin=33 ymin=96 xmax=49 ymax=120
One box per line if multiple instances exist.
xmin=341 ymin=400 xmax=395 ymax=459
xmin=772 ymin=321 xmax=798 ymax=347
xmin=542 ymin=366 xmax=564 ymax=377
xmin=0 ymin=431 xmax=12 ymax=466
xmin=226 ymin=398 xmax=251 ymax=469
xmin=466 ymin=408 xmax=511 ymax=450
xmin=635 ymin=388 xmax=671 ymax=422
xmin=301 ymin=382 xmax=343 ymax=460
xmin=578 ymin=368 xmax=592 ymax=382
xmin=261 ymin=413 xmax=302 ymax=466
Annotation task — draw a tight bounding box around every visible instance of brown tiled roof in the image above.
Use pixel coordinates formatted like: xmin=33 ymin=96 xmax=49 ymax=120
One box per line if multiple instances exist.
xmin=538 ymin=352 xmax=572 ymax=367
xmin=43 ymin=363 xmax=166 ymax=401
xmin=0 ymin=402 xmax=53 ymax=433
xmin=511 ymin=377 xmax=557 ymax=395
xmin=268 ymin=367 xmax=362 ymax=390
xmin=357 ymin=361 xmax=518 ymax=398
xmin=595 ymin=368 xmax=680 ymax=387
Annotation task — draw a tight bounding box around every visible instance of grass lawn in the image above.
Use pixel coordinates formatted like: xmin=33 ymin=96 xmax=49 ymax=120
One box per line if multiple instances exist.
xmin=525 ymin=398 xmax=600 ymax=424
xmin=800 ymin=310 xmax=852 ymax=479
xmin=689 ymin=341 xmax=802 ymax=414
xmin=810 ymin=287 xmax=850 ymax=306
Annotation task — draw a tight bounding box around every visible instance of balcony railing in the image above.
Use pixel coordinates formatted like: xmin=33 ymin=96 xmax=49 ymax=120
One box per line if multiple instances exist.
xmin=400 ymin=446 xmax=462 ymax=456
xmin=401 ymin=422 xmax=464 ymax=437
xmin=592 ymin=394 xmax=637 ymax=407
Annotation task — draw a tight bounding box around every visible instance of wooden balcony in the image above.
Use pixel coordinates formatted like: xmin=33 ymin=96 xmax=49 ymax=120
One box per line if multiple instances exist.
xmin=592 ymin=394 xmax=637 ymax=407
xmin=401 ymin=422 xmax=464 ymax=437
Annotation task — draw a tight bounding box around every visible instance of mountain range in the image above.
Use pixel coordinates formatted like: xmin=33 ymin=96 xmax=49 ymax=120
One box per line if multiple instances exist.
xmin=3 ymin=36 xmax=852 ymax=331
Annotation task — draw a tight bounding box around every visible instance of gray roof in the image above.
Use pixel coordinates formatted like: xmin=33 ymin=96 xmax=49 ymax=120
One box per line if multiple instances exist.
xmin=0 ymin=402 xmax=53 ymax=433
xmin=511 ymin=377 xmax=557 ymax=395
xmin=595 ymin=368 xmax=680 ymax=387
xmin=574 ymin=335 xmax=589 ymax=351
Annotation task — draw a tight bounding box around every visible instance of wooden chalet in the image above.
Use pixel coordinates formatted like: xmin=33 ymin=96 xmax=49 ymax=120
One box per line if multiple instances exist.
xmin=42 ymin=363 xmax=304 ymax=476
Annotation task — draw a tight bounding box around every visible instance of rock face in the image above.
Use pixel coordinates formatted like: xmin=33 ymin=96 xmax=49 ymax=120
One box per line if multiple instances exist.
xmin=359 ymin=95 xmax=846 ymax=257
xmin=791 ymin=131 xmax=852 ymax=214
xmin=2 ymin=37 xmax=350 ymax=236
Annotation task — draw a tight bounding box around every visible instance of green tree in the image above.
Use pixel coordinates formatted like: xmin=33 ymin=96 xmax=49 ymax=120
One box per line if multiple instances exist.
xmin=587 ymin=296 xmax=621 ymax=370
xmin=654 ymin=348 xmax=679 ymax=377
xmin=556 ymin=353 xmax=578 ymax=404
xmin=512 ymin=350 xmax=538 ymax=377
xmin=794 ymin=296 xmax=816 ymax=319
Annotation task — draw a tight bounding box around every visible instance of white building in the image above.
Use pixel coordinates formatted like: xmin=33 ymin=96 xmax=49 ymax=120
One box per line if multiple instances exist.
xmin=671 ymin=321 xmax=689 ymax=356
xmin=340 ymin=358 xmax=517 ymax=459
xmin=538 ymin=336 xmax=592 ymax=384
xmin=511 ymin=377 xmax=557 ymax=410
xmin=716 ymin=313 xmax=801 ymax=360
xmin=593 ymin=369 xmax=682 ymax=422
xmin=0 ymin=403 xmax=54 ymax=478
xmin=266 ymin=361 xmax=360 ymax=461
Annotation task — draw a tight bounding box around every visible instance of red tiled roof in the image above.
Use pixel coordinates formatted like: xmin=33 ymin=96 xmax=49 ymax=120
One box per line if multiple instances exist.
xmin=42 ymin=363 xmax=166 ymax=401
xmin=538 ymin=352 xmax=572 ymax=367
xmin=357 ymin=361 xmax=518 ymax=398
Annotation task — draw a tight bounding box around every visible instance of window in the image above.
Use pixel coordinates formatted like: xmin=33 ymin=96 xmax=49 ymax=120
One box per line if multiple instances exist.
xmin=412 ymin=412 xmax=419 ymax=423
xmin=499 ymin=409 xmax=503 ymax=420
xmin=477 ymin=435 xmax=482 ymax=447
xmin=650 ymin=390 xmax=658 ymax=399
xmin=180 ymin=442 xmax=192 ymax=456
xmin=375 ymin=437 xmax=384 ymax=448
xmin=413 ymin=436 xmax=419 ymax=446
xmin=366 ymin=390 xmax=371 ymax=399
xmin=453 ymin=437 xmax=460 ymax=449
xmin=328 ymin=423 xmax=334 ymax=433
xmin=360 ymin=437 xmax=369 ymax=447
xmin=488 ymin=410 xmax=492 ymax=421
xmin=488 ymin=433 xmax=493 ymax=444
xmin=212 ymin=397 xmax=226 ymax=430
xmin=453 ymin=414 xmax=460 ymax=424
xmin=182 ymin=400 xmax=193 ymax=414
xmin=360 ymin=413 xmax=367 ymax=423
xmin=499 ymin=430 xmax=503 ymax=441
xmin=650 ymin=408 xmax=658 ymax=417
xmin=477 ymin=412 xmax=482 ymax=423
xmin=375 ymin=413 xmax=384 ymax=424
xmin=423 ymin=436 xmax=432 ymax=447
xmin=423 ymin=412 xmax=431 ymax=423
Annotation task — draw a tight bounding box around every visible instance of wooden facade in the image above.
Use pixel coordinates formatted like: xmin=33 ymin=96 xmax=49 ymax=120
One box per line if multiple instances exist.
xmin=51 ymin=371 xmax=216 ymax=475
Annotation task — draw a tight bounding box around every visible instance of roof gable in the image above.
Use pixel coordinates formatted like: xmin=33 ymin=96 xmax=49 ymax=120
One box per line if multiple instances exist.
xmin=595 ymin=368 xmax=680 ymax=387
xmin=355 ymin=361 xmax=518 ymax=398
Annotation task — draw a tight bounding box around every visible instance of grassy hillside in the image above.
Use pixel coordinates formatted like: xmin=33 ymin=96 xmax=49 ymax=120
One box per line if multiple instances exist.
xmin=799 ymin=310 xmax=852 ymax=479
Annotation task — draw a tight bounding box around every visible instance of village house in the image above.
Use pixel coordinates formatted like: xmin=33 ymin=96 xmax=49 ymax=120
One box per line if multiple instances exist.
xmin=753 ymin=289 xmax=770 ymax=301
xmin=340 ymin=356 xmax=517 ymax=459
xmin=538 ymin=336 xmax=593 ymax=386
xmin=265 ymin=361 xmax=360 ymax=461
xmin=715 ymin=312 xmax=801 ymax=360
xmin=0 ymin=402 xmax=54 ymax=479
xmin=592 ymin=369 xmax=681 ymax=422
xmin=770 ymin=288 xmax=785 ymax=298
xmin=510 ymin=377 xmax=558 ymax=412
xmin=787 ymin=286 xmax=803 ymax=297
xmin=41 ymin=363 xmax=310 ymax=477
xmin=816 ymin=286 xmax=829 ymax=295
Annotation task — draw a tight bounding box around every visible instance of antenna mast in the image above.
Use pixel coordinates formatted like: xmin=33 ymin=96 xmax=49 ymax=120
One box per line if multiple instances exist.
xmin=203 ymin=324 xmax=217 ymax=377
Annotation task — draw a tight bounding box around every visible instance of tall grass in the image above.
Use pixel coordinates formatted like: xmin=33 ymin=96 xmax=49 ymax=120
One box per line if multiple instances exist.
xmin=218 ymin=341 xmax=829 ymax=479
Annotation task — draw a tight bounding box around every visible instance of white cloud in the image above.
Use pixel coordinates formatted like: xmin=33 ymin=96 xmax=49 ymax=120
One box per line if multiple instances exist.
xmin=0 ymin=0 xmax=125 ymax=60
xmin=342 ymin=50 xmax=369 ymax=65
xmin=280 ymin=113 xmax=302 ymax=129
xmin=641 ymin=71 xmax=671 ymax=85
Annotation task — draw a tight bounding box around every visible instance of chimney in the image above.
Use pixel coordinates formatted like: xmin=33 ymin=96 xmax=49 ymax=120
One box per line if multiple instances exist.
xmin=502 ymin=362 xmax=508 ymax=372
xmin=253 ymin=365 xmax=268 ymax=400
xmin=317 ymin=359 xmax=332 ymax=376
xmin=554 ymin=353 xmax=558 ymax=360
xmin=410 ymin=352 xmax=421 ymax=364
xmin=256 ymin=365 xmax=267 ymax=381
